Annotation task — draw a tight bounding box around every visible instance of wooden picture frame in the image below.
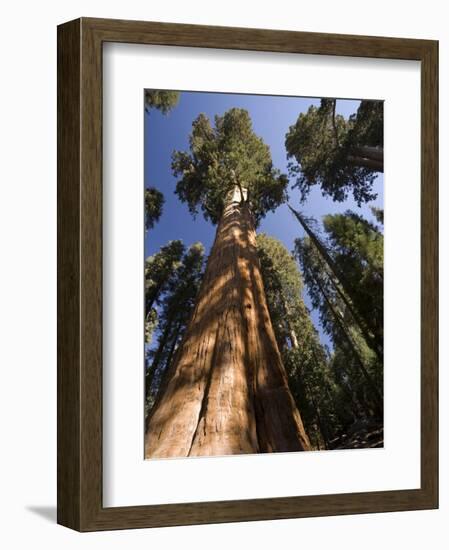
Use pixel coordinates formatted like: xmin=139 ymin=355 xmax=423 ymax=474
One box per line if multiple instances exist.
xmin=57 ymin=17 xmax=438 ymax=531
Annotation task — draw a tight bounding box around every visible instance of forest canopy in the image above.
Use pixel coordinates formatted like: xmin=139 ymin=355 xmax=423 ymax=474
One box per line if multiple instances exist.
xmin=285 ymin=99 xmax=383 ymax=205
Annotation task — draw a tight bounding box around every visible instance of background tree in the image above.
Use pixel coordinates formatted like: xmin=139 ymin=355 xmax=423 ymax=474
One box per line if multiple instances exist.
xmin=144 ymin=240 xmax=184 ymax=343
xmin=322 ymin=210 xmax=384 ymax=356
xmin=295 ymin=234 xmax=383 ymax=419
xmin=145 ymin=108 xmax=310 ymax=459
xmin=328 ymin=345 xmax=383 ymax=448
xmin=145 ymin=242 xmax=205 ymax=417
xmin=371 ymin=206 xmax=384 ymax=226
xmin=257 ymin=233 xmax=342 ymax=449
xmin=145 ymin=89 xmax=180 ymax=114
xmin=285 ymin=99 xmax=383 ymax=205
xmin=145 ymin=187 xmax=164 ymax=231
xmin=256 ymin=233 xmax=304 ymax=351
xmin=289 ymin=205 xmax=382 ymax=360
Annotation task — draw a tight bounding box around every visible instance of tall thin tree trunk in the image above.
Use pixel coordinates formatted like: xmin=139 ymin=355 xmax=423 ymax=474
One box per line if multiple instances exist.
xmin=147 ymin=314 xmax=174 ymax=389
xmin=303 ymin=378 xmax=329 ymax=449
xmin=280 ymin=294 xmax=299 ymax=349
xmin=164 ymin=320 xmax=183 ymax=373
xmin=145 ymin=191 xmax=311 ymax=458
xmin=145 ymin=281 xmax=163 ymax=314
xmin=289 ymin=205 xmax=383 ymax=360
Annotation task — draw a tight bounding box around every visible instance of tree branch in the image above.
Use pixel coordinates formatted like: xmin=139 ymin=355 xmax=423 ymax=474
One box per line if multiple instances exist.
xmin=347 ymin=155 xmax=383 ymax=173
xmin=236 ymin=178 xmax=246 ymax=204
xmin=331 ymin=99 xmax=339 ymax=147
xmin=352 ymin=146 xmax=384 ymax=163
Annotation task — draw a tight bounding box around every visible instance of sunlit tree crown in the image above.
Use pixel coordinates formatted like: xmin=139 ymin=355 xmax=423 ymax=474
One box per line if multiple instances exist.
xmin=172 ymin=108 xmax=288 ymax=224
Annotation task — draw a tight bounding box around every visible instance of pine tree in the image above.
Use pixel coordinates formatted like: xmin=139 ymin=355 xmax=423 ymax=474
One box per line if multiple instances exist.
xmin=371 ymin=206 xmax=384 ymax=226
xmin=145 ymin=242 xmax=205 ymax=417
xmin=322 ymin=211 xmax=384 ymax=357
xmin=144 ymin=240 xmax=185 ymax=343
xmin=289 ymin=205 xmax=382 ymax=360
xmin=295 ymin=235 xmax=383 ymax=417
xmin=145 ymin=187 xmax=164 ymax=231
xmin=257 ymin=233 xmax=342 ymax=449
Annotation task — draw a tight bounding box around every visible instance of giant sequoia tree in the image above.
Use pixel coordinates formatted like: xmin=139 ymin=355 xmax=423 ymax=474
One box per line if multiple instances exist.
xmin=285 ymin=99 xmax=383 ymax=205
xmin=145 ymin=108 xmax=311 ymax=458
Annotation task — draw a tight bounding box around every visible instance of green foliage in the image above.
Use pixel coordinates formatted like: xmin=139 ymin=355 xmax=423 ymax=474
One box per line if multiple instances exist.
xmin=145 ymin=242 xmax=205 ymax=417
xmin=323 ymin=211 xmax=383 ymax=273
xmin=145 ymin=90 xmax=180 ymax=114
xmin=322 ymin=211 xmax=383 ymax=349
xmin=145 ymin=240 xmax=185 ymax=343
xmin=145 ymin=187 xmax=164 ymax=231
xmin=328 ymin=346 xmax=374 ymax=423
xmin=294 ymin=235 xmax=337 ymax=337
xmin=294 ymin=221 xmax=383 ymax=420
xmin=290 ymin=205 xmax=382 ymax=359
xmin=371 ymin=206 xmax=384 ymax=226
xmin=257 ymin=233 xmax=342 ymax=449
xmin=347 ymin=100 xmax=383 ymax=149
xmin=145 ymin=308 xmax=158 ymax=344
xmin=256 ymin=233 xmax=302 ymax=348
xmin=172 ymin=108 xmax=288 ymax=225
xmin=285 ymin=99 xmax=383 ymax=205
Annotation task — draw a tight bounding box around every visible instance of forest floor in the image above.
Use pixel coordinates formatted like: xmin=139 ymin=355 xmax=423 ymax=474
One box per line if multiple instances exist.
xmin=328 ymin=419 xmax=384 ymax=450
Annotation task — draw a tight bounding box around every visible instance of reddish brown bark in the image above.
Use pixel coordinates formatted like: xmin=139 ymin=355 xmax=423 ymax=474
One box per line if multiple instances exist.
xmin=145 ymin=193 xmax=311 ymax=458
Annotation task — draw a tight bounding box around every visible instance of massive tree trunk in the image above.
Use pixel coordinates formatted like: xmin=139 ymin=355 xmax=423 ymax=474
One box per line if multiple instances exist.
xmin=145 ymin=190 xmax=311 ymax=458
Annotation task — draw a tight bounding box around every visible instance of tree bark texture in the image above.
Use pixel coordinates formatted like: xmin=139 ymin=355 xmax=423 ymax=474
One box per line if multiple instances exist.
xmin=145 ymin=195 xmax=311 ymax=458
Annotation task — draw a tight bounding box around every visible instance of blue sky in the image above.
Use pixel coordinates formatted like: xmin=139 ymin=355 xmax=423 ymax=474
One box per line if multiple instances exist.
xmin=144 ymin=91 xmax=383 ymax=350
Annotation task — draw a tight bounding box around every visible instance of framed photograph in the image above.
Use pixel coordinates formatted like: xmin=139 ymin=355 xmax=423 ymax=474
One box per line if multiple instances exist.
xmin=57 ymin=17 xmax=438 ymax=531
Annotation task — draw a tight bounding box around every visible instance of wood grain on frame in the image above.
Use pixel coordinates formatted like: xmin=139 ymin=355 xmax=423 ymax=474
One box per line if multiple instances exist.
xmin=57 ymin=17 xmax=438 ymax=531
